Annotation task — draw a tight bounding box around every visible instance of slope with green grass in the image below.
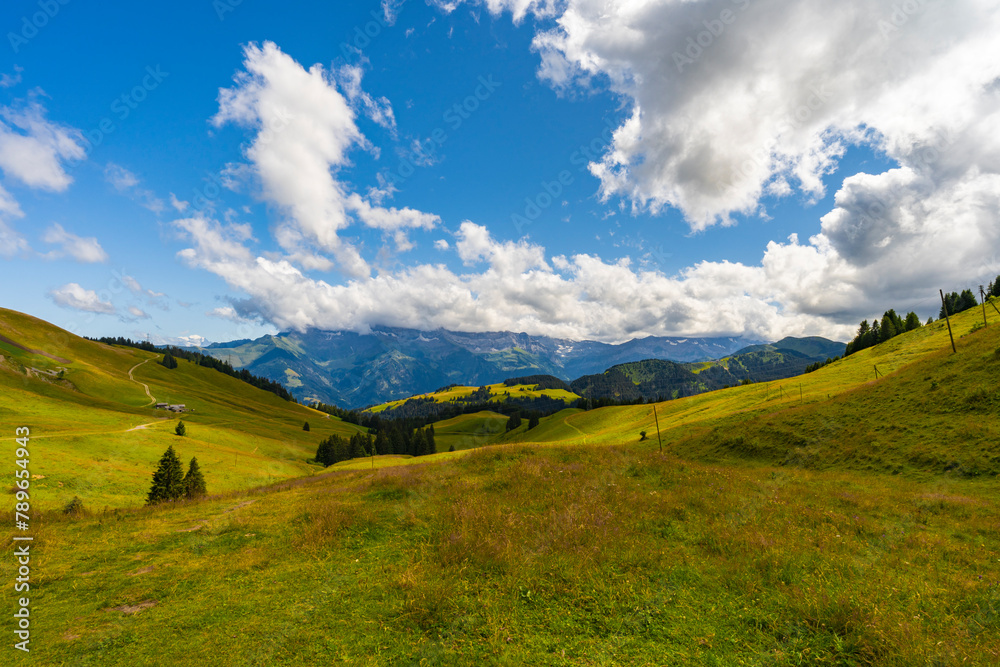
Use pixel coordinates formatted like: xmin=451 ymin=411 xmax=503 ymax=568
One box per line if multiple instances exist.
xmin=3 ymin=303 xmax=999 ymax=665
xmin=368 ymin=381 xmax=580 ymax=414
xmin=12 ymin=438 xmax=999 ymax=665
xmin=0 ymin=308 xmax=367 ymax=509
xmin=430 ymin=410 xmax=509 ymax=451
xmin=505 ymin=306 xmax=995 ymax=470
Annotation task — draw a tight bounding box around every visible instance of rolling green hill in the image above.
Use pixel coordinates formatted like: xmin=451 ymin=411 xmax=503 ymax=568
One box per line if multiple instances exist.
xmin=0 ymin=308 xmax=367 ymax=509
xmin=431 ymin=410 xmax=509 ymax=451
xmin=4 ymin=303 xmax=999 ymax=665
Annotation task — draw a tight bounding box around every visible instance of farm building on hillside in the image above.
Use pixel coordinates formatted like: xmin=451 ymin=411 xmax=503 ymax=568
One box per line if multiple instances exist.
xmin=154 ymin=403 xmax=187 ymax=412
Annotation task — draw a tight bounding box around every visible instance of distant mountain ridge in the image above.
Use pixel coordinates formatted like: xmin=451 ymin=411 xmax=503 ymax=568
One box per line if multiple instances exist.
xmin=570 ymin=336 xmax=847 ymax=403
xmin=195 ymin=326 xmax=763 ymax=409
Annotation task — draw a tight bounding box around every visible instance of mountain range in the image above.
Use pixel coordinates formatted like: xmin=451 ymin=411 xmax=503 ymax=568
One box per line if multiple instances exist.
xmin=196 ymin=327 xmax=766 ymax=409
xmin=570 ymin=336 xmax=847 ymax=403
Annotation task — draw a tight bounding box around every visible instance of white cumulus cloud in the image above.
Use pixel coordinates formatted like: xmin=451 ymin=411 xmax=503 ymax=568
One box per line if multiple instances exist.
xmin=41 ymin=223 xmax=109 ymax=263
xmin=48 ymin=283 xmax=115 ymax=315
xmin=213 ymin=42 xmax=440 ymax=277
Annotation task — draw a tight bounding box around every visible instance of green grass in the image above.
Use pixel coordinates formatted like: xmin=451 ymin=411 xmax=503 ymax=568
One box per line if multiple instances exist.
xmin=0 ymin=308 xmax=367 ymax=509
xmin=3 ymin=305 xmax=1000 ymax=664
xmin=368 ymin=382 xmax=580 ymax=413
xmin=432 ymin=410 xmax=509 ymax=451
xmin=9 ymin=445 xmax=999 ymax=665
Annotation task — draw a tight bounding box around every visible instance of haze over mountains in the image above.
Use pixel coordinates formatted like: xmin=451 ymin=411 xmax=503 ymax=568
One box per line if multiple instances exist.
xmin=193 ymin=326 xmax=843 ymax=409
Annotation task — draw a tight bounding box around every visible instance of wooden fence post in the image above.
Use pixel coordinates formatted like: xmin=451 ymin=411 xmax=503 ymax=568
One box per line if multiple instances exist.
xmin=940 ymin=289 xmax=957 ymax=353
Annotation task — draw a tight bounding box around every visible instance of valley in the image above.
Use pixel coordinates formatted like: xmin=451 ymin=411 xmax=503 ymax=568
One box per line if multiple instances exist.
xmin=2 ymin=302 xmax=998 ymax=664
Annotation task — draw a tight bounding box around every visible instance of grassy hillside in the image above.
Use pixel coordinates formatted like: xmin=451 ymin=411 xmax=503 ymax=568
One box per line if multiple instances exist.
xmin=503 ymin=307 xmax=992 ymax=462
xmin=0 ymin=308 xmax=367 ymax=509
xmin=11 ymin=442 xmax=999 ymax=664
xmin=368 ymin=381 xmax=580 ymax=414
xmin=431 ymin=410 xmax=509 ymax=451
xmin=3 ymin=304 xmax=999 ymax=665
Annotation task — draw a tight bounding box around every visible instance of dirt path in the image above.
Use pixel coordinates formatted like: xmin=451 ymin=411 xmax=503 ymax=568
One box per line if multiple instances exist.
xmin=563 ymin=415 xmax=587 ymax=441
xmin=126 ymin=421 xmax=163 ymax=432
xmin=128 ymin=359 xmax=156 ymax=406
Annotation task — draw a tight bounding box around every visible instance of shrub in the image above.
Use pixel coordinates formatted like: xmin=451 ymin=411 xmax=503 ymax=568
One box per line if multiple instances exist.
xmin=63 ymin=496 xmax=85 ymax=516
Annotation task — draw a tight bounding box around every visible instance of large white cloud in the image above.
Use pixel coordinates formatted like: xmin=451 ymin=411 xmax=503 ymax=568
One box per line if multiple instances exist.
xmin=212 ymin=42 xmax=438 ymax=277
xmin=411 ymin=0 xmax=1000 ymax=330
xmin=521 ymin=1 xmax=1000 ymax=226
xmin=175 ymin=215 xmax=848 ymax=340
xmin=176 ymin=11 xmax=1000 ymax=343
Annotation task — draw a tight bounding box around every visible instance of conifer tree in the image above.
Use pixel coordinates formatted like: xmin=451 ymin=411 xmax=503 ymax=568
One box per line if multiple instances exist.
xmin=375 ymin=430 xmax=389 ymax=456
xmin=146 ymin=445 xmax=185 ymax=505
xmin=904 ymin=311 xmax=921 ymax=331
xmin=183 ymin=457 xmax=207 ymax=498
xmin=315 ymin=437 xmax=332 ymax=466
xmin=159 ymin=352 xmax=178 ymax=369
xmin=411 ymin=429 xmax=426 ymax=457
xmin=528 ymin=414 xmax=540 ymax=430
xmin=506 ymin=413 xmax=522 ymax=432
xmin=424 ymin=428 xmax=436 ymax=455
xmin=959 ymin=289 xmax=978 ymax=312
xmin=880 ymin=314 xmax=897 ymax=342
xmin=175 ymin=420 xmax=186 ymax=437
xmin=303 ymin=421 xmax=310 ymax=431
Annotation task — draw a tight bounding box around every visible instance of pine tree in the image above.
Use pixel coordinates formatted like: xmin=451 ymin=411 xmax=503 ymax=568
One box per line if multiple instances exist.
xmin=315 ymin=437 xmax=332 ymax=466
xmin=424 ymin=428 xmax=436 ymax=455
xmin=880 ymin=314 xmax=897 ymax=342
xmin=528 ymin=414 xmax=540 ymax=430
xmin=159 ymin=352 xmax=178 ymax=369
xmin=990 ymin=276 xmax=1000 ymax=298
xmin=146 ymin=445 xmax=185 ymax=505
xmin=175 ymin=420 xmax=186 ymax=437
xmin=904 ymin=311 xmax=921 ymax=332
xmin=183 ymin=457 xmax=207 ymax=498
xmin=411 ymin=429 xmax=426 ymax=457
xmin=506 ymin=413 xmax=522 ymax=432
xmin=959 ymin=289 xmax=978 ymax=312
xmin=302 ymin=421 xmax=310 ymax=431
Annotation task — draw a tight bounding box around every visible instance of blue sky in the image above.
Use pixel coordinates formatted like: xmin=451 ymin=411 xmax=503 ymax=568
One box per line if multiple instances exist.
xmin=1 ymin=0 xmax=997 ymax=345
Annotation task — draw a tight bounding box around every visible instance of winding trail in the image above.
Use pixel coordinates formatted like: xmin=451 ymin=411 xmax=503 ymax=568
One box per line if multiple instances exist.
xmin=128 ymin=359 xmax=156 ymax=407
xmin=563 ymin=414 xmax=587 ymax=441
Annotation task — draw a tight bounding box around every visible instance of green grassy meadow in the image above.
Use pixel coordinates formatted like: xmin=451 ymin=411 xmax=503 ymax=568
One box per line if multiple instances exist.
xmin=367 ymin=382 xmax=580 ymax=414
xmin=2 ymin=304 xmax=999 ymax=665
xmin=0 ymin=308 xmax=367 ymax=509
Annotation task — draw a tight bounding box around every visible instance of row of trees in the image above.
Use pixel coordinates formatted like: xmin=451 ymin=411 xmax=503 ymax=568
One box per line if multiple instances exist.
xmin=313 ymin=425 xmax=439 ymax=467
xmin=504 ymin=412 xmax=541 ymax=432
xmin=146 ymin=445 xmax=206 ymax=505
xmin=939 ymin=289 xmax=979 ymax=320
xmin=845 ymin=309 xmax=923 ymax=356
xmin=805 ymin=356 xmax=841 ymax=374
